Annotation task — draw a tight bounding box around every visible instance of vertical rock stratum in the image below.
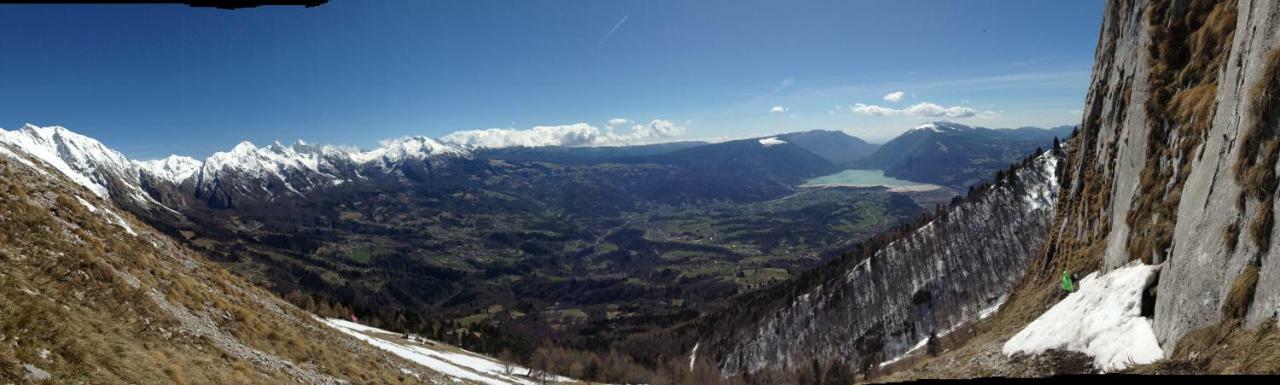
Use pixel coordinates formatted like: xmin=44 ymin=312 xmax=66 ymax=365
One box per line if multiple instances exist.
xmin=1039 ymin=0 xmax=1280 ymax=352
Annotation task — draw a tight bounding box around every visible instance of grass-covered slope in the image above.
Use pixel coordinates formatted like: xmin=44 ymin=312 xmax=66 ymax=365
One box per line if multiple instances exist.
xmin=0 ymin=147 xmax=459 ymax=383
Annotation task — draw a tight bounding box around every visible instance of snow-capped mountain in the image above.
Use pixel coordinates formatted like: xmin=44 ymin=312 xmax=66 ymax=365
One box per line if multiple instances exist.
xmin=908 ymin=121 xmax=978 ymax=133
xmin=0 ymin=124 xmax=472 ymax=210
xmin=136 ymin=154 xmax=202 ymax=185
xmin=0 ymin=124 xmax=158 ymax=205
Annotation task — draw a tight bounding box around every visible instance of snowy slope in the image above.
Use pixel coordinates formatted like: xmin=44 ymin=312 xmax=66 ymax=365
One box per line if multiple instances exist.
xmin=1 ymin=124 xmax=472 ymax=209
xmin=1002 ymin=262 xmax=1164 ymax=371
xmin=322 ymin=318 xmax=578 ymax=385
xmin=135 ymin=154 xmax=202 ymax=184
xmin=0 ymin=124 xmax=129 ymax=198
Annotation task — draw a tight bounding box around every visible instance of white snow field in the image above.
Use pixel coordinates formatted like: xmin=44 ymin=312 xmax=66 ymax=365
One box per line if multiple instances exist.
xmin=321 ymin=318 xmax=578 ymax=385
xmin=1002 ymin=261 xmax=1164 ymax=371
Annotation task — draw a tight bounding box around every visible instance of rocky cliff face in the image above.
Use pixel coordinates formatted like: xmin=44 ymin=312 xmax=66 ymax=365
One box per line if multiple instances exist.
xmin=713 ymin=149 xmax=1063 ymax=374
xmin=1040 ymin=0 xmax=1280 ymax=353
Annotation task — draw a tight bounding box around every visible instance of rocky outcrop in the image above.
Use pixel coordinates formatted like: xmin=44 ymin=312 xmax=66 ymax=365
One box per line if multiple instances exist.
xmin=1043 ymin=0 xmax=1280 ymax=355
xmin=1153 ymin=0 xmax=1280 ymax=346
xmin=714 ymin=149 xmax=1063 ymax=375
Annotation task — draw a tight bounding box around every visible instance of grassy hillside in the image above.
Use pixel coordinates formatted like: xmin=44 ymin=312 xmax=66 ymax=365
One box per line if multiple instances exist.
xmin=0 ymin=151 xmax=456 ymax=384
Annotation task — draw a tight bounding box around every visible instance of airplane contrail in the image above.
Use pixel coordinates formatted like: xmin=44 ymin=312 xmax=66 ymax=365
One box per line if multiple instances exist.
xmin=597 ymin=14 xmax=630 ymax=47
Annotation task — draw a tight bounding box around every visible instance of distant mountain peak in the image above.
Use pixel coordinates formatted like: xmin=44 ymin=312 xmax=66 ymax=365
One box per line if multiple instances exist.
xmin=1 ymin=124 xmax=136 ymax=199
xmin=136 ymin=154 xmax=202 ymax=184
xmin=911 ymin=121 xmax=975 ymax=133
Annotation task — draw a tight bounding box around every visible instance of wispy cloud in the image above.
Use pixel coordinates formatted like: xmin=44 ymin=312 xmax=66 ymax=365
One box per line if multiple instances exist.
xmin=850 ymin=101 xmax=995 ymax=119
xmin=882 ymin=91 xmax=905 ymax=102
xmin=597 ymin=15 xmax=630 ymax=47
xmin=770 ymin=105 xmax=788 ymax=114
xmin=440 ymin=119 xmax=685 ymax=149
xmin=794 ymin=70 xmax=1090 ymax=101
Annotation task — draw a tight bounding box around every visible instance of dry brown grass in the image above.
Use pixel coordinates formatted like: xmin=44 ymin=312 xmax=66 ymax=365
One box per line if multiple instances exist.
xmin=1224 ymin=220 xmax=1241 ymax=251
xmin=1222 ymin=265 xmax=1260 ymax=320
xmin=1127 ymin=0 xmax=1237 ymax=262
xmin=1234 ymin=47 xmax=1280 ymax=251
xmin=0 ymin=155 xmax=443 ymax=384
xmin=1129 ymin=318 xmax=1280 ymax=375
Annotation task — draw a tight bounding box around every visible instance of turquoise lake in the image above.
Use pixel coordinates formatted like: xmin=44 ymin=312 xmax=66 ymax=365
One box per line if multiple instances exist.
xmin=802 ymin=169 xmax=936 ymax=190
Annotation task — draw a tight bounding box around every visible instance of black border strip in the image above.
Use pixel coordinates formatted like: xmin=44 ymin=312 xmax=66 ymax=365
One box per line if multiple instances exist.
xmin=889 ymin=374 xmax=1277 ymax=384
xmin=0 ymin=1 xmax=327 ymax=9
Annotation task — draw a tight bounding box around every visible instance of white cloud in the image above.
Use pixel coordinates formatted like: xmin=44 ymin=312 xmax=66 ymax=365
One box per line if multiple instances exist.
xmin=440 ymin=123 xmax=602 ymax=148
xmin=882 ymin=91 xmax=905 ymax=102
xmin=607 ymin=118 xmax=632 ymax=127
xmin=609 ymin=119 xmax=686 ymax=144
xmin=851 ymin=103 xmax=898 ymax=116
xmin=440 ymin=119 xmax=686 ymax=149
xmin=850 ymin=101 xmax=979 ymax=118
xmin=903 ymin=102 xmax=977 ymax=118
xmin=770 ymin=106 xmax=788 ymax=114
xmin=976 ymin=110 xmax=1001 ymax=119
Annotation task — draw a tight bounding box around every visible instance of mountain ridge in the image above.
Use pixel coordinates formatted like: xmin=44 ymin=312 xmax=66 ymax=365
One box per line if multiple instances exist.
xmin=855 ymin=121 xmax=1073 ymax=188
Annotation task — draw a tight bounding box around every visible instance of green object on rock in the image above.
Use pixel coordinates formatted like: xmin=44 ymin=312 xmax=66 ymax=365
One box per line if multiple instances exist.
xmin=1061 ymin=270 xmax=1076 ymax=293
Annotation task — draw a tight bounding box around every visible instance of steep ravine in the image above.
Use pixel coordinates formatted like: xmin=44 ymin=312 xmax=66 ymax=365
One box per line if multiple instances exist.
xmin=708 ymin=149 xmax=1063 ymax=375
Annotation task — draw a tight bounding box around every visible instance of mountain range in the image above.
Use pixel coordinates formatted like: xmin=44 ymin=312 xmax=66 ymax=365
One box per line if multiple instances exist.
xmin=7 ymin=0 xmax=1280 ymax=382
xmin=855 ymin=121 xmax=1073 ymax=188
xmin=0 ymin=119 xmax=1076 ymax=383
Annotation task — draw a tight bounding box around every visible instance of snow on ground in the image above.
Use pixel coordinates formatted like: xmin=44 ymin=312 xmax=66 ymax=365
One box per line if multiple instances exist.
xmin=0 ymin=144 xmax=45 ymax=172
xmin=758 ymin=137 xmax=787 ymax=147
xmin=75 ymin=196 xmax=99 ymax=213
xmin=321 ymin=318 xmax=577 ymax=385
xmin=977 ymin=296 xmax=1008 ymax=320
xmin=689 ymin=342 xmax=699 ymax=371
xmin=1 ymin=125 xmax=112 ymax=198
xmin=1002 ymin=261 xmax=1163 ymax=372
xmin=878 ymin=296 xmax=1009 ymax=369
xmin=1021 ymin=151 xmax=1059 ymax=211
xmin=105 ymin=209 xmax=138 ymax=236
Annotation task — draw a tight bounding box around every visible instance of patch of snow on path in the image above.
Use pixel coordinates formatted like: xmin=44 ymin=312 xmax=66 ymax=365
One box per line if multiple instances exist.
xmin=321 ymin=318 xmax=576 ymax=385
xmin=1002 ymin=261 xmax=1163 ymax=371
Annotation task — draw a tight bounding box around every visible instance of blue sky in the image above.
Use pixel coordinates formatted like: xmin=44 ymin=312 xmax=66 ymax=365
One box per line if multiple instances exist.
xmin=0 ymin=0 xmax=1103 ymax=159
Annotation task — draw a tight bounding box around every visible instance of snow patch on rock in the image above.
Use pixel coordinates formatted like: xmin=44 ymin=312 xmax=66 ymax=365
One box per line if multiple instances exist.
xmin=1002 ymin=261 xmax=1163 ymax=372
